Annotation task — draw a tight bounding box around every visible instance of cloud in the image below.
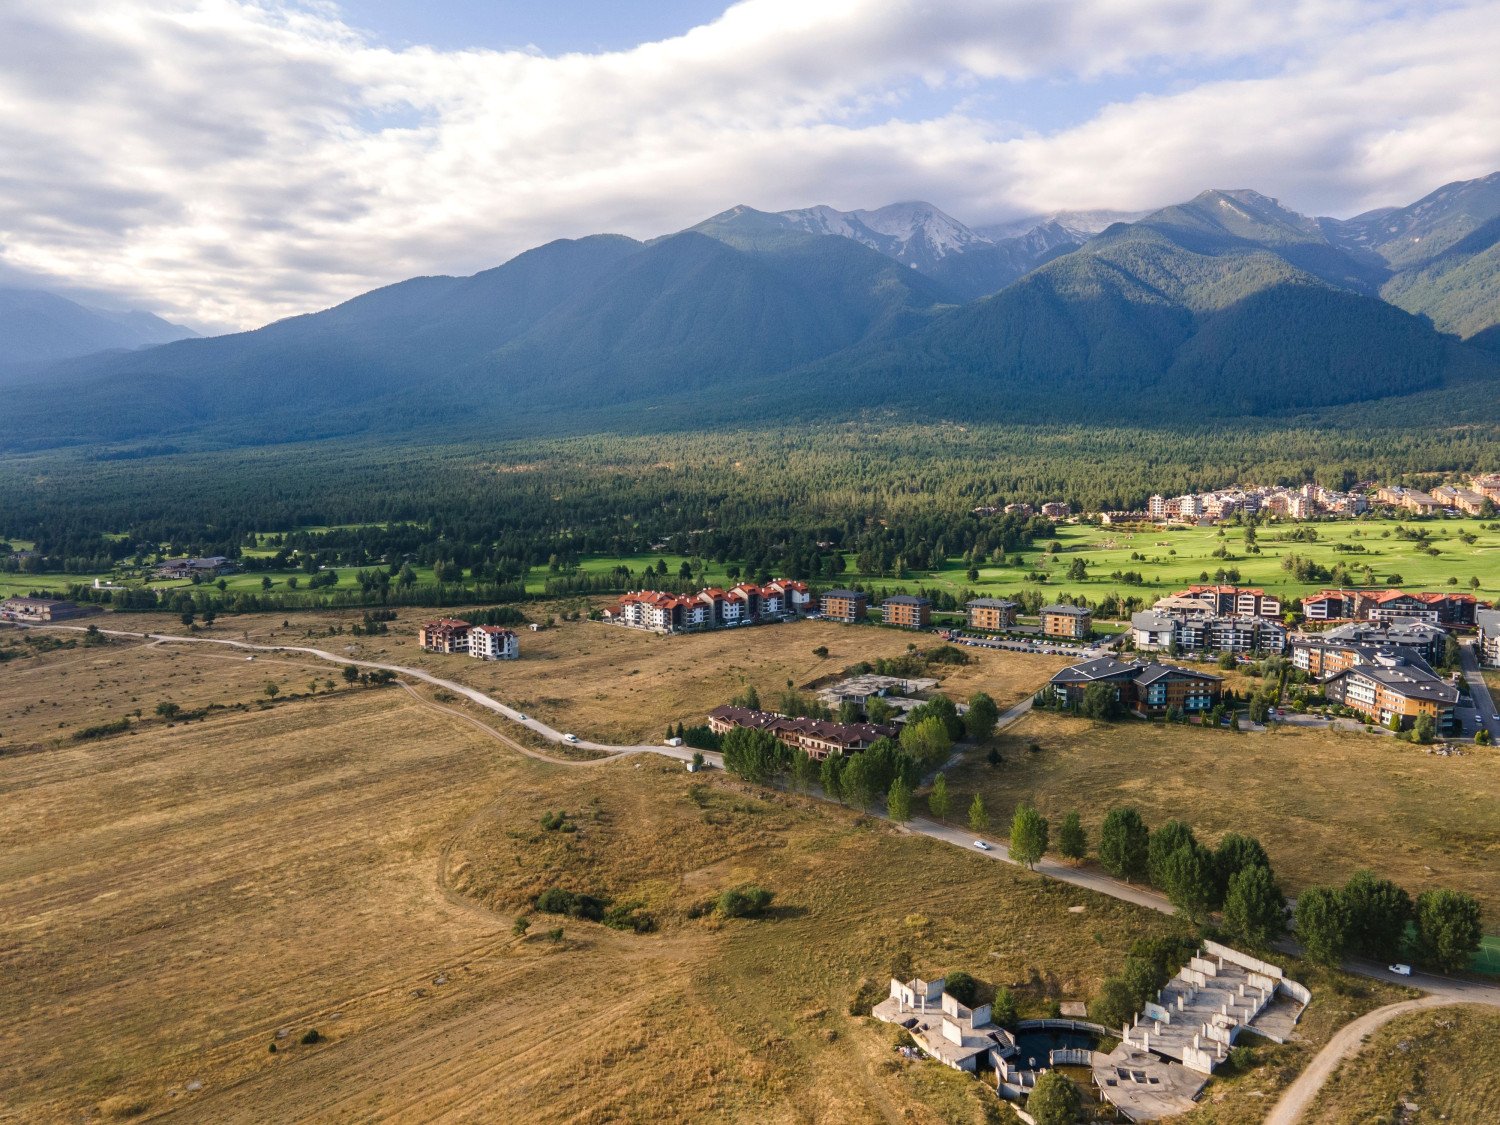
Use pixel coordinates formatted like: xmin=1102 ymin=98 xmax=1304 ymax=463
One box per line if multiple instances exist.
xmin=0 ymin=0 xmax=1496 ymax=331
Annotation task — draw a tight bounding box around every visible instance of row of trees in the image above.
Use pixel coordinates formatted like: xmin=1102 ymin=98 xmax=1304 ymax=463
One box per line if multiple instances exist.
xmin=1295 ymin=874 xmax=1483 ymax=973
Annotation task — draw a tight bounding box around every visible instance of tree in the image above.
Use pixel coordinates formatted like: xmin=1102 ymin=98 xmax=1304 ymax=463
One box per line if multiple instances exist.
xmin=866 ymin=696 xmax=896 ymax=724
xmin=1413 ymin=888 xmax=1483 ymax=973
xmin=1222 ymin=864 xmax=1285 ymax=948
xmin=963 ymin=692 xmax=1000 ymax=741
xmin=812 ymin=645 xmax=829 ymax=659
xmin=180 ymin=610 xmax=194 ymax=627
xmin=1027 ymin=1071 xmax=1082 ymax=1125
xmin=967 ymin=793 xmax=990 ymax=834
xmin=1411 ymin=711 xmax=1436 ymax=745
xmin=1066 ymin=557 xmax=1088 ymax=582
xmin=1338 ymin=871 xmax=1414 ymax=962
xmin=1214 ymin=833 xmax=1271 ymax=901
xmin=1009 ymin=802 xmax=1048 ymax=869
xmin=716 ymin=884 xmax=774 ymax=918
xmin=1081 ymin=682 xmax=1122 ymax=720
xmin=1057 ymin=811 xmax=1086 ymax=864
xmin=1099 ymin=807 xmax=1149 ymax=882
xmin=261 ymin=575 xmax=273 ymax=591
xmin=991 ymin=986 xmax=1019 ymax=1028
xmin=155 ymin=701 xmax=181 ymax=720
xmin=886 ymin=777 xmax=913 ymax=824
xmin=790 ymin=749 xmax=817 ymax=794
xmin=512 ymin=915 xmax=530 ymax=938
xmin=1090 ymin=976 xmax=1138 ymax=1032
xmin=899 ymin=716 xmax=952 ymax=767
xmin=1148 ymin=820 xmax=1198 ymax=889
xmin=263 ymin=682 xmax=280 ymax=700
xmin=342 ymin=664 xmax=359 ymax=683
xmin=1294 ymin=886 xmax=1350 ymax=966
xmin=721 ymin=727 xmax=785 ymax=784
xmin=928 ymin=773 xmax=951 ymax=821
xmin=820 ymin=751 xmax=845 ymax=803
xmin=1161 ymin=844 xmax=1216 ymax=924
xmin=841 ymin=753 xmax=875 ymax=811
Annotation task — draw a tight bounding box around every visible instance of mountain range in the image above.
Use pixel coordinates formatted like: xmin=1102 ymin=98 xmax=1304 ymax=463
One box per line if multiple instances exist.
xmin=4 ymin=171 xmax=1500 ymax=452
xmin=0 ymin=287 xmax=196 ymax=376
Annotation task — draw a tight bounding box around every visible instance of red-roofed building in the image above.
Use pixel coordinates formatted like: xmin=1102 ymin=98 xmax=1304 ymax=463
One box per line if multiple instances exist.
xmin=469 ymin=625 xmax=519 ymax=660
xmin=1177 ymin=584 xmax=1281 ymax=619
xmin=419 ymin=619 xmax=473 ymax=653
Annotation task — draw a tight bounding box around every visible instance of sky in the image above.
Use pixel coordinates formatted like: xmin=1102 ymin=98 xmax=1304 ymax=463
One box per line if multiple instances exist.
xmin=2 ymin=0 xmax=1499 ymax=333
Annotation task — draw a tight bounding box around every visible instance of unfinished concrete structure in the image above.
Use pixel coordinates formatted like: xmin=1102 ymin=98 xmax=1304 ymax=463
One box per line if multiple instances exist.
xmin=1092 ymin=941 xmax=1308 ymax=1121
xmin=872 ymin=978 xmax=1016 ymax=1072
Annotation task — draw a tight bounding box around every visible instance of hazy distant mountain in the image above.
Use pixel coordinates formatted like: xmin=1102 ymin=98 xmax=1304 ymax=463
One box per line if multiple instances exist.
xmin=4 ymin=172 xmax=1498 ymax=452
xmin=974 ymin=209 xmax=1148 ymax=241
xmin=0 ymin=286 xmax=196 ymax=372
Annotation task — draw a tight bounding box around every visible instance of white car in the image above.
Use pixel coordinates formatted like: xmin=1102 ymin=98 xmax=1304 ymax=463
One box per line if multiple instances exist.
xmin=1388 ymin=963 xmax=1412 ymax=976
xmin=563 ymin=733 xmax=579 ymax=744
xmin=517 ymin=713 xmax=528 ymax=721
xmin=973 ymin=840 xmax=991 ymax=851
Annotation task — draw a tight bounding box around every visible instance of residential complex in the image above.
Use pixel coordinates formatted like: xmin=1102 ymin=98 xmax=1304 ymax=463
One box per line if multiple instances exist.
xmin=1131 ymin=610 xmax=1286 ymax=655
xmin=606 ymin=579 xmax=810 ymax=633
xmin=1322 ymin=652 xmax=1460 ymax=732
xmin=965 ymin=597 xmax=1018 ymax=632
xmin=881 ymin=594 xmax=931 ymax=629
xmin=1129 ymin=473 xmax=1496 ymax=525
xmin=1291 ymin=620 xmax=1446 ymax=670
xmin=1174 ymin=584 xmax=1282 ymax=619
xmin=417 ymin=619 xmax=519 ymax=660
xmin=1039 ymin=604 xmax=1091 ymax=639
xmin=1049 ymin=657 xmax=1222 ymax=718
xmin=817 ymin=589 xmax=869 ymax=623
xmin=1301 ymin=589 xmax=1476 ymax=626
xmin=706 ymin=705 xmax=896 ymax=760
xmin=155 ymin=556 xmax=233 ymax=579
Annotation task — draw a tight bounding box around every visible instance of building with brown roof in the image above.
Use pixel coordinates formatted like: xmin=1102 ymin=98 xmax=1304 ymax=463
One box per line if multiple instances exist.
xmin=418 ymin=619 xmax=473 ymax=653
xmin=706 ymin=705 xmax=897 ymax=761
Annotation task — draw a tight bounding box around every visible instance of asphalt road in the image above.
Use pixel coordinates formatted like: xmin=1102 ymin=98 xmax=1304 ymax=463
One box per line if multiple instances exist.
xmin=1460 ymin=639 xmax=1499 ymax=741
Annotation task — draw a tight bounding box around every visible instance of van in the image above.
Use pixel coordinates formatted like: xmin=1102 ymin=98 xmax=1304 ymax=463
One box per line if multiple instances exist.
xmin=1388 ymin=963 xmax=1412 ymax=976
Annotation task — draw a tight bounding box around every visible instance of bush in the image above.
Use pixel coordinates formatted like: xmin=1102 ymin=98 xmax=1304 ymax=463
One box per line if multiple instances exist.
xmin=716 ymin=884 xmax=774 ymax=919
xmin=300 ymin=1029 xmax=323 ymax=1045
xmin=534 ymin=887 xmax=609 ymax=922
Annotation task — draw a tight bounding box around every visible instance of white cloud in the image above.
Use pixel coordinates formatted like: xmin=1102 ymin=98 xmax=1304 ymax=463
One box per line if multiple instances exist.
xmin=0 ymin=0 xmax=1495 ymax=331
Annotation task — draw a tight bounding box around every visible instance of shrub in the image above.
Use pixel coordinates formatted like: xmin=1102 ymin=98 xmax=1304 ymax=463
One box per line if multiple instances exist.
xmin=300 ymin=1029 xmax=323 ymax=1045
xmin=716 ymin=884 xmax=774 ymax=919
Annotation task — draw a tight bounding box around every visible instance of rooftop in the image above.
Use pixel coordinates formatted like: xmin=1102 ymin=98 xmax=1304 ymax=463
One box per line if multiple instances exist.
xmin=1040 ymin=604 xmax=1090 ymax=616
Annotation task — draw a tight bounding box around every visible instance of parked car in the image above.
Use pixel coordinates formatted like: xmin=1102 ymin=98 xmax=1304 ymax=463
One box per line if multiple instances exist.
xmin=1388 ymin=963 xmax=1412 ymax=976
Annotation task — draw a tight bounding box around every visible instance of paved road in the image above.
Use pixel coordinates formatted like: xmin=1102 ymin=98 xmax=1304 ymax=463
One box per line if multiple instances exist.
xmin=1460 ymin=639 xmax=1499 ymax=741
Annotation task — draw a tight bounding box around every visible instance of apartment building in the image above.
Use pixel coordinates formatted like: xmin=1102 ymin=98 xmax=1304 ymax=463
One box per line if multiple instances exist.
xmin=1478 ymin=608 xmax=1500 ymax=668
xmin=611 ymin=579 xmax=810 ymax=633
xmin=1176 ymin=584 xmax=1282 ymax=619
xmin=1048 ymin=656 xmax=1222 ymax=718
xmin=1132 ymin=611 xmax=1286 ymax=654
xmin=0 ymin=596 xmax=99 ymax=623
xmin=818 ymin=589 xmax=869 ymax=623
xmin=1040 ymin=604 xmax=1092 ymax=639
xmin=1323 ymin=653 xmax=1459 ymax=732
xmin=881 ymin=595 xmax=932 ymax=629
xmin=965 ymin=597 xmax=1019 ymax=632
xmin=706 ymin=705 xmax=897 ymax=761
xmin=469 ymin=625 xmax=519 ymax=660
xmin=418 ymin=618 xmax=473 ymax=654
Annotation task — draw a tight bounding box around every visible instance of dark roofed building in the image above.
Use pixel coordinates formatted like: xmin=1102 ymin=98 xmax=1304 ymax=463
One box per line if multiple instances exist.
xmin=706 ymin=705 xmax=898 ymax=761
xmin=1040 ymin=603 xmax=1092 ymax=639
xmin=818 ymin=589 xmax=869 ymax=622
xmin=882 ymin=594 xmax=932 ymax=629
xmin=1049 ymin=657 xmax=1221 ymax=718
xmin=966 ymin=598 xmax=1018 ymax=631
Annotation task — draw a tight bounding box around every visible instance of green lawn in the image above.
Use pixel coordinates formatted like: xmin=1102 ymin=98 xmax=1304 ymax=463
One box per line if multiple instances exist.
xmin=841 ymin=516 xmax=1500 ymax=606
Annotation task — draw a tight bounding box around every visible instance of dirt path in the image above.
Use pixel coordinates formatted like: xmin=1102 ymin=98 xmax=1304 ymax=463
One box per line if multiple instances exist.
xmin=394 ymin=680 xmax=622 ymax=768
xmin=1263 ymin=994 xmax=1494 ymax=1124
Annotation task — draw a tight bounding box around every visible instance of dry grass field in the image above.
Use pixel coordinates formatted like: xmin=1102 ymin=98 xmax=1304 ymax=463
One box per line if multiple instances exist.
xmin=44 ymin=609 xmax=1069 ymax=744
xmin=1303 ymin=1004 xmax=1500 ymax=1123
xmin=944 ymin=711 xmax=1500 ymax=926
xmin=0 ymin=639 xmax=1409 ymax=1123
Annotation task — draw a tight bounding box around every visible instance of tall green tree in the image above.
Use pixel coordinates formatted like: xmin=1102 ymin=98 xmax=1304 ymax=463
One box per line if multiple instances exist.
xmin=1009 ymin=802 xmax=1049 ymax=870
xmin=721 ymin=727 xmax=784 ymax=784
xmin=1081 ymin=682 xmax=1122 ymax=720
xmin=789 ymin=748 xmax=817 ymax=794
xmin=1294 ymin=886 xmax=1351 ymax=966
xmin=967 ymin=793 xmax=990 ymax=834
xmin=964 ymin=692 xmax=1000 ymax=741
xmin=1213 ymin=833 xmax=1271 ymax=901
xmin=1057 ymin=811 xmax=1086 ymax=864
xmin=1099 ymin=807 xmax=1150 ymax=882
xmin=841 ymin=753 xmax=876 ymax=811
xmin=1160 ymin=844 xmax=1216 ymax=924
xmin=1148 ymin=820 xmax=1199 ymax=889
xmin=1414 ymin=888 xmax=1483 ymax=973
xmin=1340 ymin=871 xmax=1413 ymax=963
xmin=899 ymin=716 xmax=952 ymax=767
xmin=928 ymin=773 xmax=951 ymax=821
xmin=1222 ymin=864 xmax=1285 ymax=948
xmin=820 ymin=751 xmax=845 ymax=803
xmin=886 ymin=777 xmax=913 ymax=824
